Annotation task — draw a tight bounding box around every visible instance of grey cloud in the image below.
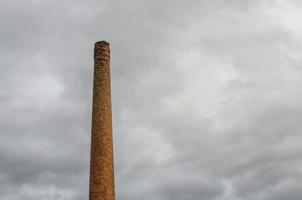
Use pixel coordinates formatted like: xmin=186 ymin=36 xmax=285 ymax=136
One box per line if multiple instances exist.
xmin=1 ymin=0 xmax=302 ymax=199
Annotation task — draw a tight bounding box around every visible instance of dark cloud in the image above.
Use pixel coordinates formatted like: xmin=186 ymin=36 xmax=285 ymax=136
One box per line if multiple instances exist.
xmin=1 ymin=0 xmax=302 ymax=199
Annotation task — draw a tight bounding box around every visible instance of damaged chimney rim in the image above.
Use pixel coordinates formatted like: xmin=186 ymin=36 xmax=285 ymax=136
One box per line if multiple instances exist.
xmin=95 ymin=41 xmax=110 ymax=48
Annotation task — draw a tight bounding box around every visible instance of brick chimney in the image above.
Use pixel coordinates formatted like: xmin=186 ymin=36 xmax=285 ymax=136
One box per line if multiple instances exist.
xmin=89 ymin=41 xmax=115 ymax=200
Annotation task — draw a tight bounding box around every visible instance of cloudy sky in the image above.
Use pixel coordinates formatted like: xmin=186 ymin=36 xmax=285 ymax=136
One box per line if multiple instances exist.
xmin=1 ymin=0 xmax=302 ymax=199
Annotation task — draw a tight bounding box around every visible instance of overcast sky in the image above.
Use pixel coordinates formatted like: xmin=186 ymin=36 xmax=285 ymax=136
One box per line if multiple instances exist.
xmin=1 ymin=0 xmax=302 ymax=199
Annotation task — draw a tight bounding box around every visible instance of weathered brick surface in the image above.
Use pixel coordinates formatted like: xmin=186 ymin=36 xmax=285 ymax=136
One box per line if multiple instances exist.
xmin=89 ymin=41 xmax=115 ymax=200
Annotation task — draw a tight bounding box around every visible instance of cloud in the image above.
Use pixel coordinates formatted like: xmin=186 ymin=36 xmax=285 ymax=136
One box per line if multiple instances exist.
xmin=1 ymin=0 xmax=302 ymax=199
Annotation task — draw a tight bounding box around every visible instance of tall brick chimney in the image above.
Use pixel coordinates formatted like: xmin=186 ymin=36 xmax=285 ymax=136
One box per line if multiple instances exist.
xmin=89 ymin=41 xmax=115 ymax=200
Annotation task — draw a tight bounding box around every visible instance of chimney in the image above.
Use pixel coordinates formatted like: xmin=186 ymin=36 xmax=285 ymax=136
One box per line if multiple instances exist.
xmin=89 ymin=41 xmax=115 ymax=200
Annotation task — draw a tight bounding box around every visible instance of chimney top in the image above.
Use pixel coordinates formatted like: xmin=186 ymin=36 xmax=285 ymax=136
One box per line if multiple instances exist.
xmin=94 ymin=41 xmax=110 ymax=60
xmin=95 ymin=41 xmax=109 ymax=48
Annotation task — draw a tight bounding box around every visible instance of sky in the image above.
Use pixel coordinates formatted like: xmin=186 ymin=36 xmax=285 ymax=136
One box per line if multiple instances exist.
xmin=1 ymin=0 xmax=302 ymax=199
